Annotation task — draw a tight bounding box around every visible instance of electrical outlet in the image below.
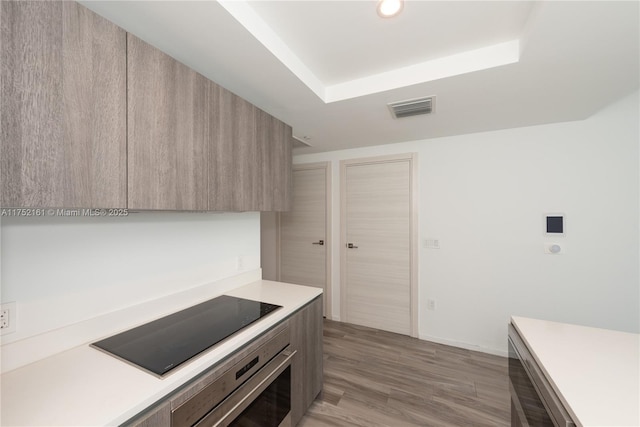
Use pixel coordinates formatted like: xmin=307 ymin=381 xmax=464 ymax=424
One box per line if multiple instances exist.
xmin=1 ymin=302 xmax=17 ymax=335
xmin=236 ymin=256 xmax=244 ymax=271
xmin=427 ymin=299 xmax=437 ymax=311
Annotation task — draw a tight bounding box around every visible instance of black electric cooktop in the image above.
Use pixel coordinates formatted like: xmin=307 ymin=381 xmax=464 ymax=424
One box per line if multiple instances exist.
xmin=91 ymin=295 xmax=282 ymax=377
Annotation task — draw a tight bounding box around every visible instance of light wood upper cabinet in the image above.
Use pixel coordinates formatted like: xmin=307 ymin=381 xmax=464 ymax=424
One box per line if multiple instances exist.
xmin=1 ymin=1 xmax=126 ymax=208
xmin=127 ymin=34 xmax=208 ymax=211
xmin=208 ymin=83 xmax=257 ymax=211
xmin=256 ymin=108 xmax=292 ymax=212
xmin=209 ymin=84 xmax=292 ymax=212
xmin=256 ymin=108 xmax=275 ymax=211
xmin=271 ymin=121 xmax=293 ymax=212
xmin=2 ymin=0 xmax=291 ymax=211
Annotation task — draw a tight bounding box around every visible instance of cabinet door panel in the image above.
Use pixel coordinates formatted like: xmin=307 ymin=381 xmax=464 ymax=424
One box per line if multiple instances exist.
xmin=207 ymin=82 xmax=231 ymax=210
xmin=209 ymin=98 xmax=292 ymax=212
xmin=233 ymin=96 xmax=258 ymax=211
xmin=126 ymin=402 xmax=170 ymax=427
xmin=256 ymin=109 xmax=292 ymax=212
xmin=273 ymin=124 xmax=292 ymax=211
xmin=127 ymin=35 xmax=207 ymax=210
xmin=209 ymin=84 xmax=257 ymax=211
xmin=290 ymin=296 xmax=323 ymax=425
xmin=1 ymin=1 xmax=126 ymax=208
xmin=256 ymin=108 xmax=274 ymax=211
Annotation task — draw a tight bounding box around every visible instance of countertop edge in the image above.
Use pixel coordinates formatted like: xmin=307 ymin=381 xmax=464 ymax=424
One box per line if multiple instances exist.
xmin=1 ymin=280 xmax=323 ymax=427
xmin=510 ymin=315 xmax=640 ymax=427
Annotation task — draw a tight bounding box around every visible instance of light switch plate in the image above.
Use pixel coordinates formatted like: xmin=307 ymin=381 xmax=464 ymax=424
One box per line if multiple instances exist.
xmin=424 ymin=239 xmax=440 ymax=249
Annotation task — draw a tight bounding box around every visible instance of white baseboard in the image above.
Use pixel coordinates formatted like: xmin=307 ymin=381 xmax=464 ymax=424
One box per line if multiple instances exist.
xmin=418 ymin=333 xmax=508 ymax=357
xmin=322 ymin=317 xmax=508 ymax=357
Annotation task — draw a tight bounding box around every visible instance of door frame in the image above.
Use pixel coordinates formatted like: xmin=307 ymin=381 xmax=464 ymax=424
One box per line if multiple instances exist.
xmin=340 ymin=153 xmax=418 ymax=337
xmin=277 ymin=161 xmax=332 ymax=318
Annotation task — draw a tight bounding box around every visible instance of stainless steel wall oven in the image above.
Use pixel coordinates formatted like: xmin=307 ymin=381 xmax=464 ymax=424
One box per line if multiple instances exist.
xmin=171 ymin=327 xmax=295 ymax=427
xmin=508 ymin=324 xmax=574 ymax=427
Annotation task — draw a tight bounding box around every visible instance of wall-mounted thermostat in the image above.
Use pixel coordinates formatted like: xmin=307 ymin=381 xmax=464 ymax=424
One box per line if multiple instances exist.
xmin=545 ymin=213 xmax=565 ymax=236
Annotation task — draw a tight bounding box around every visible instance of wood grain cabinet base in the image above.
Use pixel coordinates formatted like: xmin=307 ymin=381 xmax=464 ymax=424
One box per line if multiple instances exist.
xmin=290 ymin=296 xmax=324 ymax=425
xmin=1 ymin=1 xmax=126 ymax=208
xmin=124 ymin=298 xmax=323 ymax=427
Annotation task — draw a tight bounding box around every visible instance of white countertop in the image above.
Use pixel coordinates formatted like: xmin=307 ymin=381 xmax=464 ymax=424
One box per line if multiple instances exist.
xmin=511 ymin=316 xmax=639 ymax=427
xmin=1 ymin=280 xmax=322 ymax=426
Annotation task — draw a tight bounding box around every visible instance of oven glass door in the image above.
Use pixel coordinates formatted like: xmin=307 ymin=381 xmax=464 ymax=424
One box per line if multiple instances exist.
xmin=229 ymin=365 xmax=291 ymax=427
xmin=508 ymin=338 xmax=554 ymax=426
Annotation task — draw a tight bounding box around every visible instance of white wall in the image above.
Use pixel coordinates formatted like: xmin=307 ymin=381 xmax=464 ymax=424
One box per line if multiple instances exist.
xmin=0 ymin=212 xmax=261 ymax=347
xmin=295 ymin=90 xmax=639 ymax=355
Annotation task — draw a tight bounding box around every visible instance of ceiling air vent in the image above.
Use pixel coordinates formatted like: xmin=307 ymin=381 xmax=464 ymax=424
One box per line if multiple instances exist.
xmin=388 ymin=96 xmax=435 ymax=119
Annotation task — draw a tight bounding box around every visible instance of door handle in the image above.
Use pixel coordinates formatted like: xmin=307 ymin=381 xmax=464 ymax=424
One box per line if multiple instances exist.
xmin=312 ymin=240 xmax=324 ymax=246
xmin=347 ymin=243 xmax=358 ymax=249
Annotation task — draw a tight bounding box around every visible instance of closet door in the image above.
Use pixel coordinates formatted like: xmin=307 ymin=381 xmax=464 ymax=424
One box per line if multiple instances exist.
xmin=279 ymin=163 xmax=330 ymax=316
xmin=1 ymin=1 xmax=126 ymax=208
xmin=127 ymin=34 xmax=207 ymax=210
xmin=341 ymin=154 xmax=417 ymax=336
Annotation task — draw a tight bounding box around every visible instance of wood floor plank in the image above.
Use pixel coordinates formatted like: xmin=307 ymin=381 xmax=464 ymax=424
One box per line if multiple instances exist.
xmin=299 ymin=319 xmax=510 ymax=427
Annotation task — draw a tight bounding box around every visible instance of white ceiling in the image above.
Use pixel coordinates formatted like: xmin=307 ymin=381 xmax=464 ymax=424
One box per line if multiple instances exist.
xmin=81 ymin=1 xmax=639 ymax=154
xmin=247 ymin=1 xmax=532 ymax=85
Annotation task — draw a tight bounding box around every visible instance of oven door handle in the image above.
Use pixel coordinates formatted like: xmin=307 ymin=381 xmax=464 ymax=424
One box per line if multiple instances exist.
xmin=195 ymin=349 xmax=297 ymax=427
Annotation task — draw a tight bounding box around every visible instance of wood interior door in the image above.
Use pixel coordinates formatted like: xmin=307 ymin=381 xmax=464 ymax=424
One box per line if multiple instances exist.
xmin=279 ymin=163 xmax=330 ymax=316
xmin=342 ymin=154 xmax=416 ymax=336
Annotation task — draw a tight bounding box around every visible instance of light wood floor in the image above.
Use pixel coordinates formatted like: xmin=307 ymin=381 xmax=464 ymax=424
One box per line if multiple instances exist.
xmin=298 ymin=320 xmax=510 ymax=427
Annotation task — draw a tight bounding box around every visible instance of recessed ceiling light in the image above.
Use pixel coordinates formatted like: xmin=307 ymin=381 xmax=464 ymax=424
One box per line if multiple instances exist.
xmin=377 ymin=0 xmax=404 ymax=18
